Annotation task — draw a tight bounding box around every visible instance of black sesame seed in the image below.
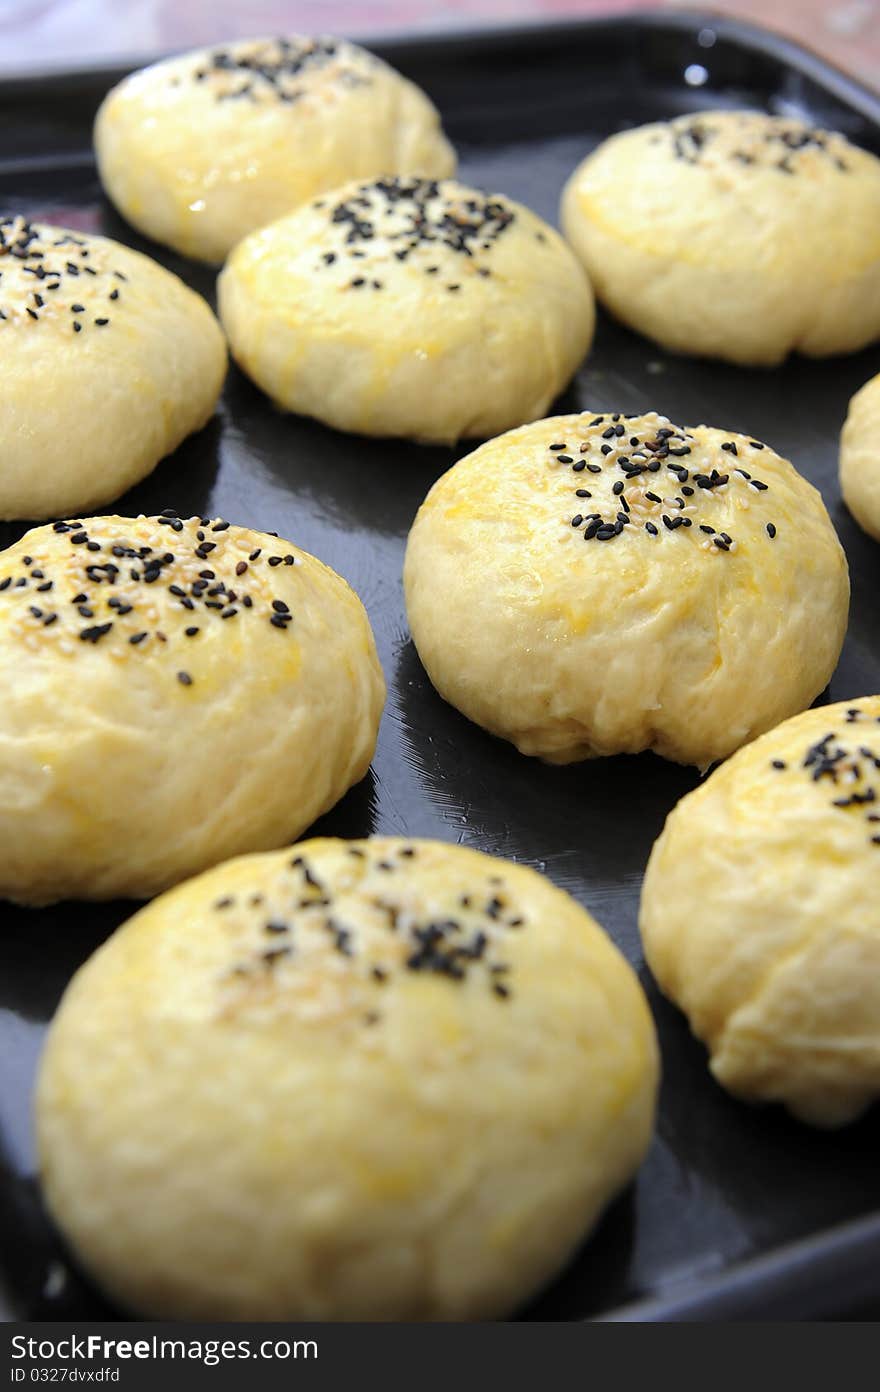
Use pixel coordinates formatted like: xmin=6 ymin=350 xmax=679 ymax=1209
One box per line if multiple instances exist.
xmin=79 ymin=622 xmax=112 ymax=643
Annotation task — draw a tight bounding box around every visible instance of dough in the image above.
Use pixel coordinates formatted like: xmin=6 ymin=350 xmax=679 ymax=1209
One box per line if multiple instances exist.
xmin=640 ymin=696 xmax=880 ymax=1127
xmin=561 ymin=112 xmax=880 ymax=365
xmin=218 ymin=176 xmax=594 ymax=443
xmin=36 ymin=836 xmax=658 ymax=1319
xmin=840 ymin=371 xmax=880 ymax=540
xmin=95 ymin=36 xmax=456 ymax=264
xmin=0 ymin=514 xmax=383 ymax=902
xmin=404 ymin=410 xmax=849 ymax=766
xmin=0 ymin=216 xmax=225 ymax=520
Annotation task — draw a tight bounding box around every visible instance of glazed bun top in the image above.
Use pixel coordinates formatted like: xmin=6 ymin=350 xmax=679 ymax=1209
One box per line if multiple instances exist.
xmin=222 ymin=173 xmax=590 ymax=322
xmin=0 ymin=511 xmax=307 ymax=662
xmin=0 ymin=214 xmax=130 ymax=335
xmin=94 ymin=36 xmax=457 ymax=263
xmin=572 ymin=111 xmax=880 ymax=270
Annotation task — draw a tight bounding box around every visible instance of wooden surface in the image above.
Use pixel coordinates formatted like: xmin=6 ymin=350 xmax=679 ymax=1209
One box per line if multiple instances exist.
xmin=0 ymin=1 xmax=877 ymax=91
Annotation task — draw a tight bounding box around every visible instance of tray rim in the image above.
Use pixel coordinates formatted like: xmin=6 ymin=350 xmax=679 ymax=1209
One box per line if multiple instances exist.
xmin=0 ymin=8 xmax=878 ymax=1325
xmin=0 ymin=9 xmax=878 ymax=125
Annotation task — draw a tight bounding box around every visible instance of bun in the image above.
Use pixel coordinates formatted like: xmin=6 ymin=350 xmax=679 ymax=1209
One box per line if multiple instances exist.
xmin=37 ymin=836 xmax=658 ymax=1319
xmin=0 ymin=514 xmax=383 ymax=902
xmin=641 ymin=696 xmax=880 ymax=1127
xmin=840 ymin=371 xmax=880 ymax=540
xmin=561 ymin=112 xmax=880 ymax=365
xmin=0 ymin=217 xmax=225 ymax=520
xmin=405 ymin=409 xmax=848 ymax=766
xmin=218 ymin=176 xmax=594 ymax=443
xmin=95 ymin=37 xmax=456 ymax=264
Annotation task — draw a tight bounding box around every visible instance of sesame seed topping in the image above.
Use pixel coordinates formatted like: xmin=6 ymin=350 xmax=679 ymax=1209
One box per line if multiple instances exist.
xmin=543 ymin=412 xmax=779 ymax=555
xmin=186 ymin=36 xmax=374 ymax=107
xmin=217 ymin=845 xmax=529 ymax=1008
xmin=0 ymin=218 xmax=131 ymax=333
xmin=664 ymin=113 xmax=855 ymax=177
xmin=0 ymin=515 xmax=300 ymax=664
xmin=770 ymin=719 xmax=880 ymax=846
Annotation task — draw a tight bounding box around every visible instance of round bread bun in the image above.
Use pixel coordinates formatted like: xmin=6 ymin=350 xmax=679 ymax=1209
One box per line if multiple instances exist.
xmin=0 ymin=216 xmax=225 ymax=521
xmin=36 ymin=836 xmax=658 ymax=1320
xmin=560 ymin=111 xmax=880 ymax=366
xmin=840 ymin=371 xmax=880 ymax=541
xmin=218 ymin=176 xmax=595 ymax=443
xmin=0 ymin=515 xmax=383 ymax=904
xmin=95 ymin=36 xmax=456 ymax=265
xmin=404 ymin=410 xmax=849 ymax=768
xmin=640 ymin=696 xmax=880 ymax=1128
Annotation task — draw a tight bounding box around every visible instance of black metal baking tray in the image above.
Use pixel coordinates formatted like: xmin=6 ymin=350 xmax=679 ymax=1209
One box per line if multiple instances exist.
xmin=1 ymin=10 xmax=878 ymax=1324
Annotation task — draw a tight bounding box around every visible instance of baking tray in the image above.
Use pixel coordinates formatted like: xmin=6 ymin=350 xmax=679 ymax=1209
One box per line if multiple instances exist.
xmin=1 ymin=10 xmax=879 ymax=1324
